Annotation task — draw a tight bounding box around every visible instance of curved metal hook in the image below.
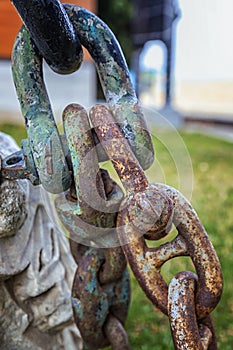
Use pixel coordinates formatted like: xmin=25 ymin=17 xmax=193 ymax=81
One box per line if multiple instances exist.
xmin=11 ymin=0 xmax=83 ymax=74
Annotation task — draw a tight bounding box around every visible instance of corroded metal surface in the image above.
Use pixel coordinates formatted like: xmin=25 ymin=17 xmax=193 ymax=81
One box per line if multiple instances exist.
xmin=89 ymin=104 xmax=149 ymax=194
xmin=117 ymin=183 xmax=223 ymax=321
xmin=12 ymin=26 xmax=71 ymax=193
xmin=62 ymin=103 xmax=105 ymax=215
xmin=168 ymin=271 xmax=217 ymax=350
xmin=103 ymin=314 xmax=130 ymax=350
xmin=55 ymin=104 xmax=124 ymax=247
xmin=90 ymin=104 xmax=223 ymax=348
xmin=1 ymin=148 xmax=39 ymax=185
xmin=11 ymin=0 xmax=83 ymax=74
xmin=64 ymin=4 xmax=154 ymax=170
xmin=72 ymin=247 xmax=130 ymax=349
xmin=155 ymin=183 xmax=223 ymax=320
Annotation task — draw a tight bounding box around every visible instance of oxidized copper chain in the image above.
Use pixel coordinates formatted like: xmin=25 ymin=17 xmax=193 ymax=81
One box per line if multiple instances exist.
xmin=1 ymin=2 xmax=223 ymax=349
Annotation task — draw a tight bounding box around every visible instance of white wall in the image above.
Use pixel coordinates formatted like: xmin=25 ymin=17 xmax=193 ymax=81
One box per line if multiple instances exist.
xmin=176 ymin=0 xmax=233 ymax=81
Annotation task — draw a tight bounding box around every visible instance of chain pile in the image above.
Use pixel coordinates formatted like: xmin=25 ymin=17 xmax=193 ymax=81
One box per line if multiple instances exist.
xmin=0 ymin=1 xmax=223 ymax=349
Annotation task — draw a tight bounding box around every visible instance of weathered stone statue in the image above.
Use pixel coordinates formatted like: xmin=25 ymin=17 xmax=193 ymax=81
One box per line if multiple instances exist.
xmin=0 ymin=131 xmax=82 ymax=350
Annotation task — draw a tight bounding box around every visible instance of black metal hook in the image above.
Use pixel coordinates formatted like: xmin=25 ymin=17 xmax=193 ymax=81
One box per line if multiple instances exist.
xmin=11 ymin=0 xmax=83 ymax=74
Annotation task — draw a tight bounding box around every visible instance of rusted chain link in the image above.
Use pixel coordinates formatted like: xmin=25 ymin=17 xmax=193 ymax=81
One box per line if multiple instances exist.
xmin=53 ymin=104 xmax=130 ymax=349
xmin=168 ymin=271 xmax=217 ymax=350
xmin=90 ymin=104 xmax=223 ymax=349
xmin=116 ymin=183 xmax=223 ymax=321
xmin=71 ymin=245 xmax=130 ymax=350
xmin=54 ymin=104 xmax=123 ymax=247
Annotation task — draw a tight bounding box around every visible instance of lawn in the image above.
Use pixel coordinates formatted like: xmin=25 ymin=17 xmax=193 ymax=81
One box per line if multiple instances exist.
xmin=1 ymin=122 xmax=232 ymax=349
xmin=126 ymin=130 xmax=233 ymax=350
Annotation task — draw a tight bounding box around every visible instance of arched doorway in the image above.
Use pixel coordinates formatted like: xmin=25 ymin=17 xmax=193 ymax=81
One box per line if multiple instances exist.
xmin=139 ymin=40 xmax=167 ymax=108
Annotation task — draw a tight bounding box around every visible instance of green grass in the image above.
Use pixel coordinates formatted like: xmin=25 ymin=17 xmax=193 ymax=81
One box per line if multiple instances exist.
xmin=126 ymin=131 xmax=233 ymax=349
xmin=0 ymin=122 xmax=27 ymax=145
xmin=1 ymin=123 xmax=232 ymax=349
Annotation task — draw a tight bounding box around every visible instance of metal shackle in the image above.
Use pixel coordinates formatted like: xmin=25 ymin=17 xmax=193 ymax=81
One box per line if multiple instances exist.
xmin=90 ymin=103 xmax=223 ymax=348
xmin=11 ymin=4 xmax=154 ymax=193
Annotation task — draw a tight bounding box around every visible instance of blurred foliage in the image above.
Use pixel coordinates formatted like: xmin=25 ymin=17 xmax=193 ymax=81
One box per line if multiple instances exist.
xmin=97 ymin=0 xmax=134 ymax=99
xmin=98 ymin=0 xmax=134 ymax=65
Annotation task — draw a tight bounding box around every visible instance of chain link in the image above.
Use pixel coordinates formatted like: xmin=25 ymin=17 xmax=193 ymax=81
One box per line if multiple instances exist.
xmin=90 ymin=104 xmax=223 ymax=349
xmin=71 ymin=244 xmax=130 ymax=350
xmin=55 ymin=103 xmax=130 ymax=349
xmin=168 ymin=271 xmax=217 ymax=350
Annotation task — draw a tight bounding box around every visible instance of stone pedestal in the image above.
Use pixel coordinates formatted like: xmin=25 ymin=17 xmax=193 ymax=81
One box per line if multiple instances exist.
xmin=0 ymin=132 xmax=82 ymax=350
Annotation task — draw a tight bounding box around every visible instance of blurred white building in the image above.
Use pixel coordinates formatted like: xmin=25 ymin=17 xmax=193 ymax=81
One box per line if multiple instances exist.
xmin=139 ymin=0 xmax=233 ymax=117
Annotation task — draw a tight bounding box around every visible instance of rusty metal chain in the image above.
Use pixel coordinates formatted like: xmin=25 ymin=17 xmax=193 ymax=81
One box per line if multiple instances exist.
xmin=0 ymin=2 xmax=224 ymax=349
xmin=90 ymin=104 xmax=223 ymax=350
xmin=71 ymin=244 xmax=130 ymax=350
xmin=54 ymin=104 xmax=130 ymax=349
xmin=1 ymin=4 xmax=141 ymax=346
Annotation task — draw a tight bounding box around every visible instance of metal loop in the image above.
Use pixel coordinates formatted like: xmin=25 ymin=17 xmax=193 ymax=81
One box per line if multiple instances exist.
xmin=12 ymin=26 xmax=71 ymax=193
xmin=64 ymin=5 xmax=154 ymax=170
xmin=72 ymin=247 xmax=130 ymax=349
xmin=168 ymin=271 xmax=215 ymax=350
xmin=103 ymin=314 xmax=130 ymax=350
xmin=11 ymin=0 xmax=83 ymax=74
xmin=117 ymin=183 xmax=223 ymax=319
xmin=154 ymin=183 xmax=223 ymax=320
xmin=55 ymin=104 xmax=124 ymax=248
xmin=98 ymin=247 xmax=127 ymax=285
xmin=62 ymin=104 xmax=106 ymax=215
